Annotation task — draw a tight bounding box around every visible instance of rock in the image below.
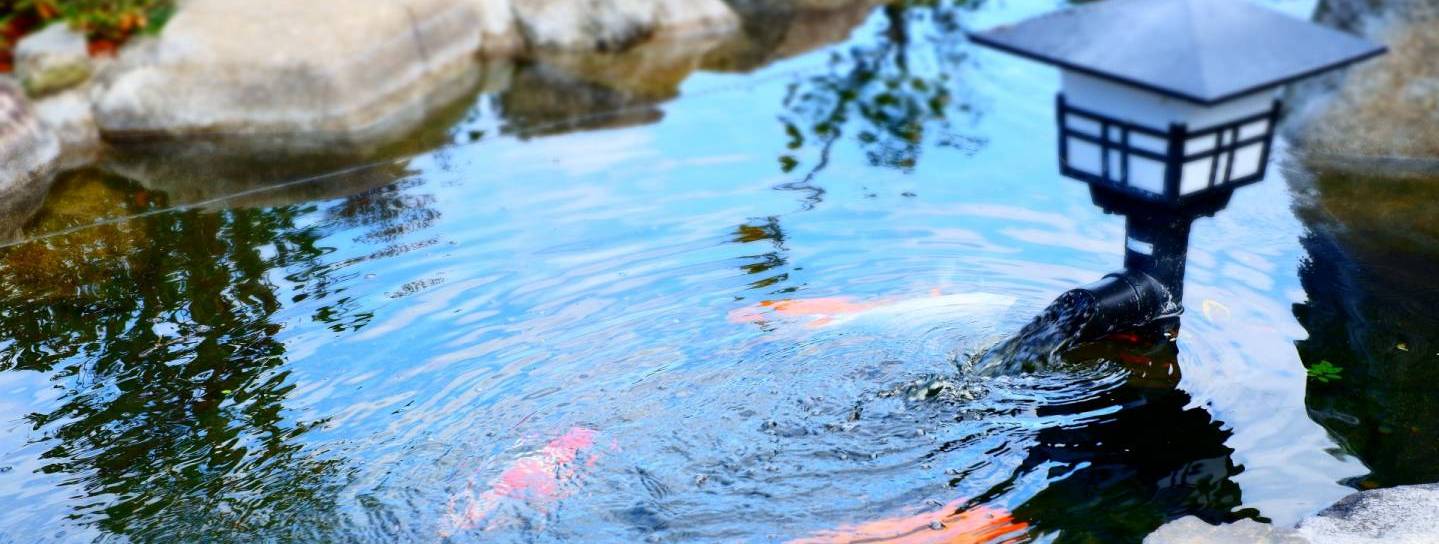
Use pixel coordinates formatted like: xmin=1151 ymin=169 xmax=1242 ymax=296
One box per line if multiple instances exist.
xmin=464 ymin=0 xmax=524 ymax=56
xmin=0 ymin=84 xmax=60 ymax=239
xmin=102 ymin=59 xmax=494 ymax=210
xmin=1288 ymin=1 xmax=1439 ymax=161
xmin=1145 ymin=516 xmax=1308 ymax=544
xmin=1297 ymin=484 xmax=1439 ymax=543
xmin=0 ymin=84 xmax=60 ymax=191
xmin=513 ymin=0 xmax=739 ymax=51
xmin=32 ymin=89 xmax=101 ymax=170
xmin=15 ymin=23 xmax=92 ymax=96
xmin=92 ymin=0 xmax=485 ymax=147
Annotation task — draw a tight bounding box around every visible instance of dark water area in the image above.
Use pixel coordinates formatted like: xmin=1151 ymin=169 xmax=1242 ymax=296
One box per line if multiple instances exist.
xmin=0 ymin=0 xmax=1433 ymax=542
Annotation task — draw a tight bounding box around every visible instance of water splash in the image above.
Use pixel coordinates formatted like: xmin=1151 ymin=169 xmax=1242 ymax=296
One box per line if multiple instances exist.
xmin=969 ymin=290 xmax=1098 ymax=376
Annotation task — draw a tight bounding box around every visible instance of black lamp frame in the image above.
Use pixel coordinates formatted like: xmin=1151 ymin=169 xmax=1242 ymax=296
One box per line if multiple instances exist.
xmin=1056 ymin=94 xmax=1282 ymax=209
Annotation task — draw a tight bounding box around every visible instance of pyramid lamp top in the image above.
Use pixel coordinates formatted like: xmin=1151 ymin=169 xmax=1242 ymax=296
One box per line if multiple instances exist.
xmin=968 ymin=0 xmax=1386 ymax=105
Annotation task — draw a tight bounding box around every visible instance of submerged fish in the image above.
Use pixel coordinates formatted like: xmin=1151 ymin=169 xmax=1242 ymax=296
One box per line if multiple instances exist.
xmin=440 ymin=426 xmax=600 ymax=536
xmin=790 ymin=499 xmax=1028 ymax=543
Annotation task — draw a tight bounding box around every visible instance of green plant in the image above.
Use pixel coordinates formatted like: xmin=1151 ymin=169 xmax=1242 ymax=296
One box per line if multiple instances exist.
xmin=1 ymin=0 xmax=174 ymax=71
xmin=1307 ymin=360 xmax=1344 ymax=383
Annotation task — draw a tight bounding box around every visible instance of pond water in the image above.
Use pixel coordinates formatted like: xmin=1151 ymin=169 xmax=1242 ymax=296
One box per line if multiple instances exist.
xmin=2 ymin=1 xmax=1436 ymax=542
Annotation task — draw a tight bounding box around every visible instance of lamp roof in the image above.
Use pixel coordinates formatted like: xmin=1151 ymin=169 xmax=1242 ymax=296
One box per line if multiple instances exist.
xmin=968 ymin=0 xmax=1386 ymax=105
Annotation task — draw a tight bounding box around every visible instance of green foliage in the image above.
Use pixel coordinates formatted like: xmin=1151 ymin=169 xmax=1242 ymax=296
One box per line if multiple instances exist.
xmin=1307 ymin=360 xmax=1344 ymax=383
xmin=1 ymin=0 xmax=174 ymax=71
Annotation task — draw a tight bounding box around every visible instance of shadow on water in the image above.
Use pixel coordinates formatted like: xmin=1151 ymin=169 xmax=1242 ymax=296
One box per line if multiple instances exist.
xmin=964 ymin=336 xmax=1253 ymax=542
xmin=1291 ymin=165 xmax=1439 ymax=489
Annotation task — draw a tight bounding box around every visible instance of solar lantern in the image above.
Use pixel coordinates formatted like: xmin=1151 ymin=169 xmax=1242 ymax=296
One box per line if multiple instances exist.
xmin=969 ymin=0 xmax=1385 ymax=339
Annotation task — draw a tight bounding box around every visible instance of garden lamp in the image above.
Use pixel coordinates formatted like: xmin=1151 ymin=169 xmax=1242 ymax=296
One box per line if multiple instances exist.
xmin=969 ymin=0 xmax=1385 ymax=339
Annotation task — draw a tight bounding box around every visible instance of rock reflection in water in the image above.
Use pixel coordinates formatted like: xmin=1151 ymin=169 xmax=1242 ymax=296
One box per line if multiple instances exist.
xmin=1292 ymin=166 xmax=1439 ymax=489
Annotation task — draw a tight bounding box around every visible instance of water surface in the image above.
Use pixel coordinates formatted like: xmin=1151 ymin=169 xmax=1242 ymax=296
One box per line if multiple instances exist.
xmin=0 ymin=1 xmax=1430 ymax=542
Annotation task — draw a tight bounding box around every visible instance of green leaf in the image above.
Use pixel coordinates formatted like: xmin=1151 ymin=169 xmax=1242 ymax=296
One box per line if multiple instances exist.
xmin=1307 ymin=360 xmax=1344 ymax=383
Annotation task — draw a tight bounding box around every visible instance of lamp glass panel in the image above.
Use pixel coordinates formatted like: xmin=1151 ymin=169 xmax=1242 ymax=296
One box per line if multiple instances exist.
xmin=1127 ymin=156 xmax=1166 ymax=194
xmin=1130 ymin=133 xmax=1166 ymax=154
xmin=1239 ymin=120 xmax=1269 ymax=140
xmin=1067 ymin=114 xmax=1101 ymax=135
xmin=1068 ymin=137 xmax=1102 ymax=175
xmin=1181 ymin=159 xmax=1212 ymax=195
xmin=1185 ymin=136 xmax=1214 ymax=155
xmin=1229 ymin=143 xmax=1264 ymax=179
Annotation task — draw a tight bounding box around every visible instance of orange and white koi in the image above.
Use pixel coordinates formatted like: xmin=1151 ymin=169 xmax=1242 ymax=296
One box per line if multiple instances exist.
xmin=729 ymin=290 xmax=1015 ymax=329
xmin=440 ymin=426 xmax=600 ymax=536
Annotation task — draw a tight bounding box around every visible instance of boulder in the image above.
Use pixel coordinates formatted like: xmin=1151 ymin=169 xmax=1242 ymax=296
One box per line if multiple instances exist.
xmin=512 ymin=0 xmax=739 ymax=51
xmin=32 ymin=88 xmax=101 ymax=170
xmin=1144 ymin=517 xmax=1307 ymax=544
xmin=92 ymin=0 xmax=486 ymax=147
xmin=0 ymin=84 xmax=60 ymax=239
xmin=1288 ymin=0 xmax=1439 ymax=161
xmin=464 ymin=0 xmax=524 ymax=56
xmin=1297 ymin=484 xmax=1439 ymax=543
xmin=14 ymin=23 xmax=92 ymax=96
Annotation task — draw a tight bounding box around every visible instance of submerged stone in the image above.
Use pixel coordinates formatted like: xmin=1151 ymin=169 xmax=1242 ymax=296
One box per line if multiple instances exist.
xmin=1298 ymin=484 xmax=1439 ymax=542
xmin=1145 ymin=517 xmax=1306 ymax=544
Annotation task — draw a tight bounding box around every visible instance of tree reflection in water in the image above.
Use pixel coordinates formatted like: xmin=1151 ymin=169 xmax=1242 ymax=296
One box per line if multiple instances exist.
xmin=0 ymin=168 xmax=433 ymax=540
xmin=776 ymin=0 xmax=986 ymax=208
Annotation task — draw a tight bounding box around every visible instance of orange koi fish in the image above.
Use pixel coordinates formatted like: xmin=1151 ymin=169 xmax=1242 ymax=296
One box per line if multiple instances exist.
xmin=790 ymin=500 xmax=1028 ymax=544
xmin=440 ymin=426 xmax=600 ymax=536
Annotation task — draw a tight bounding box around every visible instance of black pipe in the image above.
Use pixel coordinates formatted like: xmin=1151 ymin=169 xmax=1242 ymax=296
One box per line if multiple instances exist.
xmin=1065 ymin=270 xmax=1180 ymax=342
xmin=1059 ymin=201 xmax=1201 ymax=343
xmin=1121 ymin=210 xmax=1195 ymax=303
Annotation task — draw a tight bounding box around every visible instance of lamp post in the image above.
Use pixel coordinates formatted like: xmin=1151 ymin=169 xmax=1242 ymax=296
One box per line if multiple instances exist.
xmin=969 ymin=0 xmax=1385 ymax=340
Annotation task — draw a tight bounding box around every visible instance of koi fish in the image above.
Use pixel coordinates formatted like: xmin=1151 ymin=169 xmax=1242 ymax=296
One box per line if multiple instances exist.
xmin=789 ymin=500 xmax=1028 ymax=544
xmin=730 ymin=291 xmax=1016 ymax=330
xmin=440 ymin=426 xmax=600 ymax=536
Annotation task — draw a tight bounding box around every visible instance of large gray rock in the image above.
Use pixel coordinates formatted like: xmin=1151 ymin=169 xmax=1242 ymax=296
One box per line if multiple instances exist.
xmin=0 ymin=84 xmax=60 ymax=238
xmin=464 ymin=0 xmax=524 ymax=56
xmin=92 ymin=0 xmax=486 ymax=146
xmin=14 ymin=23 xmax=92 ymax=96
xmin=513 ymin=0 xmax=739 ymax=51
xmin=1145 ymin=517 xmax=1307 ymax=544
xmin=1297 ymin=484 xmax=1439 ymax=543
xmin=102 ymin=61 xmax=493 ymax=210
